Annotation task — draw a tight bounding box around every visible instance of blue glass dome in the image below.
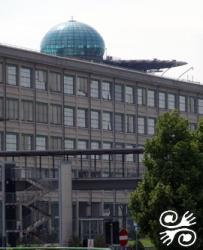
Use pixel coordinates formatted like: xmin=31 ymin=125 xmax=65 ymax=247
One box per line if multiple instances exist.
xmin=40 ymin=20 xmax=105 ymax=61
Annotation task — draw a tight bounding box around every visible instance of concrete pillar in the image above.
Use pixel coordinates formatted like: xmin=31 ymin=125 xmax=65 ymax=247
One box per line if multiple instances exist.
xmin=59 ymin=161 xmax=72 ymax=246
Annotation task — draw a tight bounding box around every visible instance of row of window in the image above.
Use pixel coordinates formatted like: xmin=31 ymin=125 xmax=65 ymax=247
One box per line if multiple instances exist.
xmin=1 ymin=98 xmax=198 ymax=133
xmin=1 ymin=99 xmax=156 ymax=134
xmin=2 ymin=133 xmax=143 ymax=162
xmin=0 ymin=64 xmax=203 ymax=113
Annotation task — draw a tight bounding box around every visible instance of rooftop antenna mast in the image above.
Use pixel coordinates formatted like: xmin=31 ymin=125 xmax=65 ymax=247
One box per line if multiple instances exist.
xmin=178 ymin=66 xmax=193 ymax=80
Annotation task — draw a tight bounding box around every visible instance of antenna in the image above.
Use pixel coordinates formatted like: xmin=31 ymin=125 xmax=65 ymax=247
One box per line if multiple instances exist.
xmin=178 ymin=66 xmax=193 ymax=80
xmin=161 ymin=67 xmax=171 ymax=76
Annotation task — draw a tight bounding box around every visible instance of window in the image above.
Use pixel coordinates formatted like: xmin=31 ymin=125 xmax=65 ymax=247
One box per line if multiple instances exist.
xmin=0 ymin=98 xmax=4 ymax=119
xmin=7 ymin=65 xmax=17 ymax=85
xmin=77 ymin=77 xmax=88 ymax=96
xmin=159 ymin=92 xmax=166 ymax=109
xmin=36 ymin=102 xmax=48 ymax=123
xmin=138 ymin=117 xmax=145 ymax=134
xmin=90 ymin=79 xmax=100 ymax=98
xmin=115 ymin=113 xmax=124 ymax=132
xmin=91 ymin=110 xmax=100 ymax=129
xmin=102 ymin=112 xmax=112 ymax=130
xmin=0 ymin=63 xmax=2 ymax=82
xmin=126 ymin=144 xmax=134 ymax=162
xmin=102 ymin=81 xmax=111 ymax=100
xmin=179 ymin=95 xmax=186 ymax=112
xmin=50 ymin=104 xmax=62 ymax=125
xmin=148 ymin=118 xmax=155 ymax=135
xmin=91 ymin=141 xmax=100 ymax=159
xmin=20 ymin=67 xmax=31 ymax=87
xmin=21 ymin=134 xmax=33 ymax=150
xmin=188 ymin=97 xmax=196 ymax=113
xmin=6 ymin=133 xmax=17 ymax=151
xmin=115 ymin=143 xmax=124 ymax=161
xmin=35 ymin=70 xmax=47 ymax=90
xmin=6 ymin=98 xmax=19 ymax=120
xmin=77 ymin=108 xmax=87 ymax=128
xmin=115 ymin=84 xmax=123 ymax=102
xmin=137 ymin=88 xmax=146 ymax=105
xmin=50 ymin=72 xmax=61 ymax=92
xmin=50 ymin=137 xmax=62 ymax=150
xmin=147 ymin=90 xmax=155 ymax=107
xmin=125 ymin=86 xmax=134 ymax=103
xmin=22 ymin=100 xmax=33 ymax=121
xmin=64 ymin=107 xmax=75 ymax=126
xmin=36 ymin=136 xmax=47 ymax=150
xmin=64 ymin=75 xmax=74 ymax=94
xmin=138 ymin=145 xmax=144 ymax=163
xmin=168 ymin=93 xmax=176 ymax=110
xmin=65 ymin=138 xmax=75 ymax=150
xmin=103 ymin=142 xmax=112 ymax=160
xmin=78 ymin=140 xmax=88 ymax=158
xmin=126 ymin=114 xmax=134 ymax=133
xmin=198 ymin=99 xmax=203 ymax=114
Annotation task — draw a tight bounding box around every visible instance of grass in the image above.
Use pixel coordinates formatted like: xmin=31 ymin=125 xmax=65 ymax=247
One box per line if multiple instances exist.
xmin=128 ymin=237 xmax=155 ymax=248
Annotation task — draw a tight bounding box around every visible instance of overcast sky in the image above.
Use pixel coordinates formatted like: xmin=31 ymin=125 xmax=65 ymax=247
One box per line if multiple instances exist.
xmin=0 ymin=0 xmax=203 ymax=83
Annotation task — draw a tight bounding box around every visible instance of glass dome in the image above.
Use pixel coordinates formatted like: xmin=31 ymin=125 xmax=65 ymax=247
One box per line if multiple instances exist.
xmin=40 ymin=20 xmax=105 ymax=61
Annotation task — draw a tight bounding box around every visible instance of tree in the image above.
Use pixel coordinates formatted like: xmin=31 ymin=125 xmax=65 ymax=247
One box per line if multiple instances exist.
xmin=129 ymin=111 xmax=203 ymax=249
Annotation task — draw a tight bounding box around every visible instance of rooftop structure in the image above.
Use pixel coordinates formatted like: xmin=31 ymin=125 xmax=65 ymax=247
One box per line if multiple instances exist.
xmin=41 ymin=19 xmax=105 ymax=61
xmin=41 ymin=19 xmax=187 ymax=72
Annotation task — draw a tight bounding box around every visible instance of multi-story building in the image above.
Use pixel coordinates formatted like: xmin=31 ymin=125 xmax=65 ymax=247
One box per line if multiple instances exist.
xmin=0 ymin=20 xmax=202 ymax=245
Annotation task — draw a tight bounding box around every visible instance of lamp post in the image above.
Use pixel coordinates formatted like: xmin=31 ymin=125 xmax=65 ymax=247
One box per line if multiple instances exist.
xmin=1 ymin=118 xmax=9 ymax=247
xmin=1 ymin=163 xmax=6 ymax=247
xmin=134 ymin=223 xmax=140 ymax=250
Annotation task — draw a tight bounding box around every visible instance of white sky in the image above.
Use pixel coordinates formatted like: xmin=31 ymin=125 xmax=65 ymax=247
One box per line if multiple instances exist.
xmin=0 ymin=0 xmax=203 ymax=83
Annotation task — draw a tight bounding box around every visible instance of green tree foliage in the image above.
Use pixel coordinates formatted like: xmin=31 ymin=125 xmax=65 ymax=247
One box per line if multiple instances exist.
xmin=129 ymin=111 xmax=203 ymax=250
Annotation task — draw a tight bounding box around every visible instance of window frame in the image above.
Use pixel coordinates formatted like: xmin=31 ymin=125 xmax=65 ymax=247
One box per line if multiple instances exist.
xmin=91 ymin=110 xmax=100 ymax=129
xmin=6 ymin=64 xmax=17 ymax=86
xmin=126 ymin=114 xmax=135 ymax=133
xmin=179 ymin=95 xmax=186 ymax=112
xmin=64 ymin=106 xmax=75 ymax=127
xmin=6 ymin=133 xmax=18 ymax=151
xmin=147 ymin=89 xmax=155 ymax=107
xmin=90 ymin=79 xmax=100 ymax=99
xmin=115 ymin=113 xmax=124 ymax=132
xmin=102 ymin=111 xmax=112 ymax=131
xmin=49 ymin=72 xmax=61 ymax=92
xmin=36 ymin=135 xmax=47 ymax=151
xmin=6 ymin=98 xmax=19 ymax=120
xmin=138 ymin=116 xmax=145 ymax=134
xmin=36 ymin=102 xmax=48 ymax=124
xmin=50 ymin=104 xmax=62 ymax=125
xmin=77 ymin=108 xmax=88 ymax=128
xmin=137 ymin=87 xmax=146 ymax=105
xmin=147 ymin=118 xmax=156 ymax=135
xmin=20 ymin=67 xmax=32 ymax=88
xmin=159 ymin=92 xmax=166 ymax=109
xmin=64 ymin=75 xmax=75 ymax=95
xmin=115 ymin=84 xmax=124 ymax=102
xmin=168 ymin=93 xmax=176 ymax=110
xmin=102 ymin=81 xmax=112 ymax=100
xmin=35 ymin=69 xmax=47 ymax=90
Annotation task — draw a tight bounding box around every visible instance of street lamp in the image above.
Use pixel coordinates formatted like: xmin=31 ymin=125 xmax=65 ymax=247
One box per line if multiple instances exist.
xmin=1 ymin=163 xmax=6 ymax=247
xmin=134 ymin=222 xmax=140 ymax=250
xmin=1 ymin=117 xmax=10 ymax=247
